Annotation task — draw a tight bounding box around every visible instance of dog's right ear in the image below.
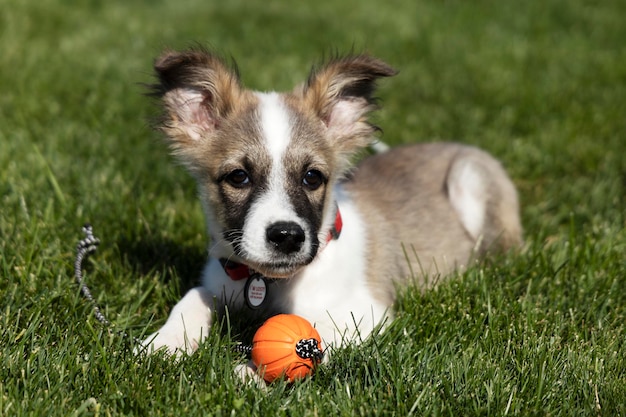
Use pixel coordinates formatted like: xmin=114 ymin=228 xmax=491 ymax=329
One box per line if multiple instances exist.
xmin=150 ymin=49 xmax=242 ymax=148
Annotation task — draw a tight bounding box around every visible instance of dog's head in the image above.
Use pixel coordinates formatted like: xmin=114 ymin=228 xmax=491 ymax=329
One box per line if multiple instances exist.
xmin=151 ymin=49 xmax=396 ymax=278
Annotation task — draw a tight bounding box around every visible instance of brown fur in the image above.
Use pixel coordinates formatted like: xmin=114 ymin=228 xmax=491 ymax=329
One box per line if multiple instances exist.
xmin=346 ymin=143 xmax=522 ymax=304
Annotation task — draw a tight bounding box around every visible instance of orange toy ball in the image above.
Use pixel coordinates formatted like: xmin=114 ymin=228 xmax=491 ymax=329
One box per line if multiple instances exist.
xmin=251 ymin=314 xmax=324 ymax=383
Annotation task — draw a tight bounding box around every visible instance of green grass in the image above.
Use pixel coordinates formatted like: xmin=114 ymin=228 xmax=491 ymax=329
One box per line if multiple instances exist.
xmin=2 ymin=0 xmax=625 ymax=415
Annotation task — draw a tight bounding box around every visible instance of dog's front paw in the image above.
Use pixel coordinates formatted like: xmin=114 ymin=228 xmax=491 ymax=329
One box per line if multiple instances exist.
xmin=135 ymin=328 xmax=193 ymax=356
xmin=136 ymin=325 xmax=201 ymax=357
xmin=234 ymin=360 xmax=267 ymax=389
xmin=135 ymin=287 xmax=213 ymax=357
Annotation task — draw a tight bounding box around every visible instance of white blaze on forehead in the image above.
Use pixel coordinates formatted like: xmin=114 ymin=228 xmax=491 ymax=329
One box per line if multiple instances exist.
xmin=256 ymin=92 xmax=291 ymax=163
xmin=255 ymin=91 xmax=292 ymax=207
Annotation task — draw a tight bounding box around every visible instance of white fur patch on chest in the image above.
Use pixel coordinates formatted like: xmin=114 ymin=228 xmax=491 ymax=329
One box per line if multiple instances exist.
xmin=288 ymin=192 xmax=390 ymax=347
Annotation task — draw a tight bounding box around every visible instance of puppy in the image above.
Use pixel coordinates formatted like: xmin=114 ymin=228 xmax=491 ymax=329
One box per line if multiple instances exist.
xmin=141 ymin=49 xmax=522 ymax=361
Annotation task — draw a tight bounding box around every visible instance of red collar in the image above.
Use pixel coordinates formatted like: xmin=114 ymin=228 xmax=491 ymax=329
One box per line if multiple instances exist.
xmin=220 ymin=208 xmax=343 ymax=281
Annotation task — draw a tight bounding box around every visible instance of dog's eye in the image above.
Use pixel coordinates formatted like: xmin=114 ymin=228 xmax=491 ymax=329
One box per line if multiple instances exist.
xmin=302 ymin=170 xmax=325 ymax=190
xmin=225 ymin=169 xmax=250 ymax=187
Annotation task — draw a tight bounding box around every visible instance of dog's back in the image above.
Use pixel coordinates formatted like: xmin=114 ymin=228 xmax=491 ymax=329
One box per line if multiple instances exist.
xmin=345 ymin=142 xmax=522 ymax=303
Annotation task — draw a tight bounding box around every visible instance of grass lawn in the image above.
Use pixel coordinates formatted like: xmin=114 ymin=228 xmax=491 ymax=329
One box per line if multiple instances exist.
xmin=2 ymin=0 xmax=625 ymax=415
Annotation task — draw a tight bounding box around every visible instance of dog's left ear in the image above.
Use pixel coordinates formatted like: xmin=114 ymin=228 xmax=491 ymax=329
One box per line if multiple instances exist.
xmin=302 ymin=55 xmax=397 ymax=153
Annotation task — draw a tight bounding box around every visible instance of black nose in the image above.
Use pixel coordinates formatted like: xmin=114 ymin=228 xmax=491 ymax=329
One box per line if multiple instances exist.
xmin=266 ymin=222 xmax=306 ymax=254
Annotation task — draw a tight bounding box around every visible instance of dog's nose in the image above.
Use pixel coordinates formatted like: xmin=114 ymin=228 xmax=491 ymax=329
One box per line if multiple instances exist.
xmin=266 ymin=222 xmax=305 ymax=254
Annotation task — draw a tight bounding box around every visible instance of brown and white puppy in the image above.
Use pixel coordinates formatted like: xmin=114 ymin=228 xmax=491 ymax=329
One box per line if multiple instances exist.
xmin=141 ymin=49 xmax=522 ymax=361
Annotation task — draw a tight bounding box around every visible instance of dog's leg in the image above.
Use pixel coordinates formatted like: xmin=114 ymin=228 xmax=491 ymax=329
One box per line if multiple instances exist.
xmin=139 ymin=287 xmax=215 ymax=356
xmin=446 ymin=148 xmax=522 ymax=252
xmin=234 ymin=360 xmax=268 ymax=388
xmin=447 ymin=157 xmax=489 ymax=242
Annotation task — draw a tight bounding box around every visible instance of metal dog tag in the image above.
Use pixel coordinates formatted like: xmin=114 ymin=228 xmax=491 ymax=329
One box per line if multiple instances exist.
xmin=244 ymin=273 xmax=268 ymax=309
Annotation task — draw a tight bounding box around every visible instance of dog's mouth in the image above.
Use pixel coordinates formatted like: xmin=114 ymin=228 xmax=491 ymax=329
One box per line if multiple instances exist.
xmin=223 ymin=231 xmax=320 ymax=278
xmin=242 ymin=254 xmax=317 ymax=278
xmin=252 ymin=263 xmax=305 ymax=279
